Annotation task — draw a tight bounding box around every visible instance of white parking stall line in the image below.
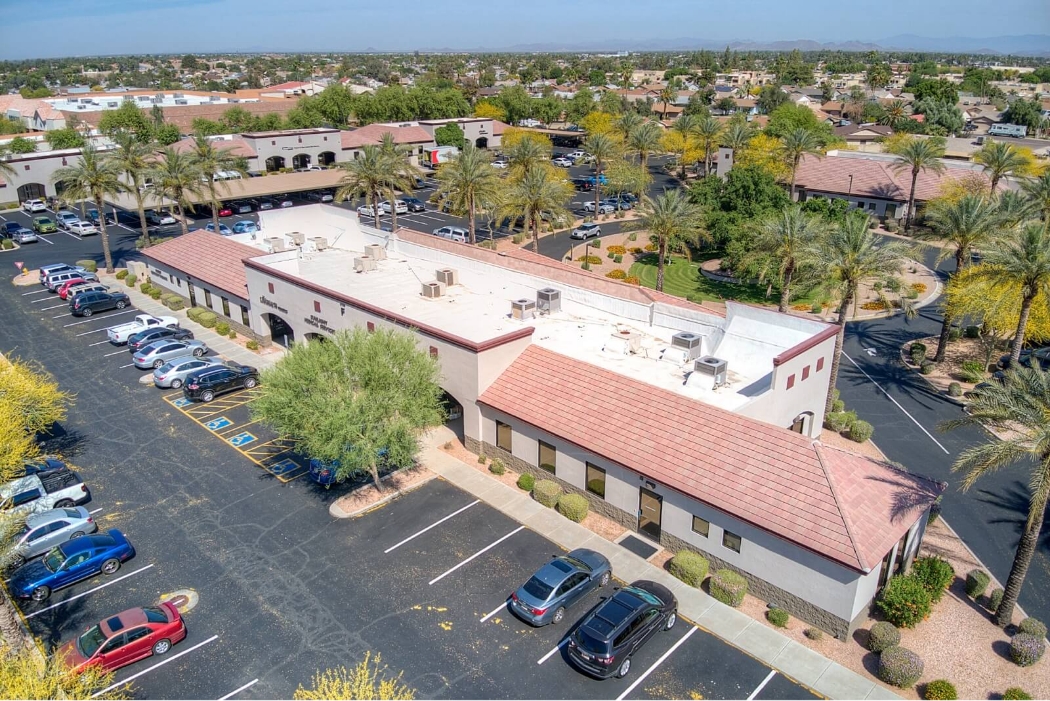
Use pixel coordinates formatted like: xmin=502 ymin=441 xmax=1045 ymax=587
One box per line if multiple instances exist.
xmin=21 ymin=289 xmax=48 ymax=296
xmin=480 ymin=600 xmax=508 ymax=623
xmin=117 ymin=362 xmax=138 ymax=369
xmin=88 ymin=339 xmax=112 ymax=346
xmin=39 ymin=302 xmax=66 ymax=311
xmin=51 ymin=311 xmax=73 ymax=318
xmin=218 ymin=678 xmax=259 ymax=700
xmin=615 ymin=626 xmax=697 ymax=701
xmin=35 ymin=235 xmax=55 ymax=245
xmin=89 ymin=508 xmax=103 ymax=515
xmin=746 ymin=670 xmax=777 ymax=701
xmin=91 ymin=634 xmax=219 ymax=698
xmin=537 ymin=639 xmax=568 ymax=665
xmin=102 ymin=349 xmax=127 ymax=357
xmin=31 ymin=297 xmax=58 ymax=304
xmin=26 ymin=564 xmax=155 ymax=619
xmin=384 ymin=499 xmax=479 ymax=554
xmin=429 ymin=526 xmax=524 ymax=585
xmin=59 ymin=230 xmax=82 ymax=240
xmin=64 ymin=310 xmax=136 ymax=327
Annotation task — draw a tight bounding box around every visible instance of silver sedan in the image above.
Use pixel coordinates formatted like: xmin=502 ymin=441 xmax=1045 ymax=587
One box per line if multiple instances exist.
xmin=133 ymin=339 xmax=209 ymax=369
xmin=510 ymin=548 xmax=612 ymax=626
xmin=152 ymin=356 xmax=222 ymax=388
xmin=7 ymin=507 xmax=97 ymax=568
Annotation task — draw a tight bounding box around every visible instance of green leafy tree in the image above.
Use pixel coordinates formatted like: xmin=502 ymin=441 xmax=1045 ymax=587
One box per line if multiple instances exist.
xmin=190 ymin=118 xmax=224 ymax=137
xmin=974 ymin=140 xmax=1029 ymax=193
xmin=151 ymin=146 xmax=204 ymax=236
xmin=97 ymin=101 xmax=153 ymax=143
xmin=51 ymin=145 xmax=127 ymax=273
xmin=188 ymin=133 xmax=250 ymax=234
xmin=500 ymin=166 xmax=572 ymax=252
xmin=782 ymin=128 xmax=824 ymax=200
xmin=629 ymin=189 xmax=706 ymax=292
xmin=497 ymin=85 xmax=533 ymax=126
xmin=154 ymin=123 xmax=182 ymax=145
xmin=565 ymin=90 xmax=596 ymax=124
xmin=433 ymin=123 xmax=466 ymax=148
xmin=756 ymin=85 xmax=787 ymax=114
xmin=743 ymin=206 xmax=825 ymax=312
xmin=765 ymin=103 xmax=834 ymax=144
xmin=581 ymin=132 xmax=622 ymax=211
xmin=109 ymin=131 xmax=157 ymax=246
xmin=435 ymin=143 xmax=501 ymax=244
xmin=913 ymin=79 xmax=959 ymax=105
xmin=44 ymin=128 xmax=85 ymax=150
xmin=7 ymin=137 xmax=35 ymax=154
xmin=715 ymin=96 xmax=737 ymax=115
xmin=889 ymin=137 xmax=946 ymax=231
xmin=942 ymin=365 xmax=1050 ymax=627
xmin=626 ymin=121 xmax=662 ymax=169
xmin=1001 ymin=98 xmax=1044 ymax=132
xmin=251 ymin=328 xmax=444 ymax=492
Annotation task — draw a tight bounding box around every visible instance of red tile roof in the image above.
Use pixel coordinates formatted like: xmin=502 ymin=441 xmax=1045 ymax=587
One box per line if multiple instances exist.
xmin=794 ymin=155 xmax=993 ymax=202
xmin=266 ymin=81 xmax=308 ymax=91
xmin=340 ymin=124 xmax=434 ymax=149
xmin=478 ymin=345 xmax=942 ymax=571
xmin=141 ymin=230 xmax=261 ymax=299
xmin=169 ymin=136 xmax=257 ymax=159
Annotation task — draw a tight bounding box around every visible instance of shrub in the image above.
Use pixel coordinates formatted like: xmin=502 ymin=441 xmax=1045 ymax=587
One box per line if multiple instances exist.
xmin=832 ymin=388 xmax=841 ymax=403
xmin=488 ymin=458 xmax=505 ymax=476
xmin=581 ymin=262 xmax=591 ymax=271
xmin=965 ymin=569 xmax=990 ymax=599
xmin=533 ymin=479 xmax=562 ymax=508
xmin=920 ymin=362 xmax=936 ymax=375
xmin=215 ymin=321 xmax=231 ymax=336
xmin=590 ymin=238 xmax=600 ymax=248
xmin=74 ymin=259 xmax=97 ymax=273
xmin=876 ymin=575 xmax=932 ymax=628
xmin=148 ymin=287 xmax=162 ymax=300
xmin=869 ymin=219 xmax=879 ymax=229
xmin=607 ymin=245 xmax=626 ymax=255
xmin=988 ymin=588 xmax=1004 ymax=613
xmin=848 ymin=420 xmax=874 ymax=443
xmin=1009 ymin=633 xmax=1045 ymax=667
xmin=575 ymin=255 xmax=602 ymax=264
xmin=877 ymin=646 xmax=924 ymax=688
xmin=959 ymin=360 xmax=985 ymax=383
xmin=165 ymin=297 xmax=185 ymax=311
xmin=557 ymin=493 xmax=589 ymax=522
xmin=885 ymin=220 xmax=899 ymax=232
xmin=478 ymin=240 xmax=496 ymax=249
xmin=477 ymin=454 xmax=487 ymax=464
xmin=607 ymin=251 xmax=615 ymax=259
xmin=516 ymin=473 xmax=535 ymax=492
xmin=0 ymin=239 xmax=13 ymax=250
xmin=911 ymin=556 xmax=955 ymax=603
xmin=245 ymin=339 xmax=260 ymax=351
xmin=947 ymin=326 xmax=962 ymax=341
xmin=831 ymin=398 xmax=846 ymax=412
xmin=910 ymin=342 xmax=927 ymax=362
xmin=766 ymin=608 xmax=789 ymax=628
xmin=861 ymin=300 xmax=889 ymax=311
xmin=198 ymin=311 xmax=217 ymax=329
xmin=629 ymin=247 xmax=644 ymax=254
xmin=115 ymin=269 xmax=129 ymax=280
xmin=824 ymin=411 xmax=854 ymax=432
xmin=125 ymin=273 xmax=137 ymax=287
xmin=228 ymin=329 xmax=236 ymax=339
xmin=605 ymin=269 xmax=627 ymax=280
xmin=613 ymin=254 xmax=623 ymax=264
xmin=1004 ymin=688 xmax=1033 ymax=700
xmin=964 ymin=325 xmax=981 ymax=339
xmin=709 ymin=569 xmax=747 ymax=607
xmin=804 ymin=627 xmax=823 ymax=641
xmin=139 ymin=281 xmax=151 ymax=293
xmin=624 ymin=276 xmax=640 ymax=285
xmin=160 ymin=293 xmax=177 ymax=304
xmin=1018 ymin=617 xmax=1047 ymax=639
xmin=911 ymin=283 xmax=928 ymax=294
xmin=186 ymin=306 xmax=204 ymax=322
xmin=668 ymin=550 xmax=709 ymax=587
xmin=644 ymin=243 xmax=657 ymax=252
xmin=627 ymin=232 xmax=637 ymax=241
xmin=948 ymin=382 xmax=962 ymax=397
xmin=906 ymin=288 xmax=920 ymax=300
xmin=512 ymin=233 xmax=525 ymax=245
xmin=923 ymin=680 xmax=957 ymax=700
xmin=867 ymin=621 xmax=901 ymax=652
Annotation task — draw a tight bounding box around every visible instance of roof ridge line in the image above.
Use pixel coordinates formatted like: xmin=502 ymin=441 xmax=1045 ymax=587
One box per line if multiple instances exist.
xmin=812 ymin=441 xmax=869 ymax=572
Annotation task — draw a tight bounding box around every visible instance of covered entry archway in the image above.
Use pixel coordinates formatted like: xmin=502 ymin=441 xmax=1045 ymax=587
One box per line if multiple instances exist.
xmin=262 ymin=312 xmax=295 ymax=348
xmin=475 ymin=137 xmax=488 ymax=149
xmin=292 ymin=153 xmax=312 ymax=170
xmin=17 ymin=183 xmax=46 ymax=202
xmin=317 ymin=151 xmax=336 ymax=166
xmin=265 ymin=156 xmax=286 ymax=172
xmin=303 ymin=332 xmax=329 ymax=343
xmin=440 ymin=389 xmax=464 ymax=441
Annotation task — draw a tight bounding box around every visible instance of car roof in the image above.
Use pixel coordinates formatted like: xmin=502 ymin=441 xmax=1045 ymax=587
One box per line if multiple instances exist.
xmin=61 ymin=533 xmax=116 ymax=554
xmin=533 ymin=560 xmax=576 ymax=587
xmin=100 ymin=607 xmax=148 ymax=636
xmin=25 ymin=508 xmax=81 ymax=528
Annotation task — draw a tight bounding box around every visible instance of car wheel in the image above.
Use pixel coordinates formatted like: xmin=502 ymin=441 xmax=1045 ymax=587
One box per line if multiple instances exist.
xmin=244 ymin=377 xmax=258 ymax=389
xmin=116 ymin=300 xmax=127 ymax=309
xmin=82 ymin=308 xmax=92 ymax=317
xmin=665 ymin=611 xmax=677 ymax=630
xmin=54 ymin=499 xmax=74 ymax=508
xmin=192 ymin=347 xmax=205 ymax=357
xmin=153 ymin=359 xmax=165 ymax=368
xmin=152 ymin=639 xmax=172 ymax=655
xmin=101 ymin=558 xmax=121 ymax=575
xmin=616 ymin=657 xmax=631 ymax=678
xmin=31 ymin=586 xmax=51 ymax=602
xmin=552 ymin=607 xmax=565 ymax=624
xmin=70 ymin=531 xmax=85 ymax=539
xmin=599 ymin=571 xmax=610 ymax=587
xmin=170 ymin=379 xmax=183 ymax=389
xmin=200 ymin=390 xmax=215 ymax=402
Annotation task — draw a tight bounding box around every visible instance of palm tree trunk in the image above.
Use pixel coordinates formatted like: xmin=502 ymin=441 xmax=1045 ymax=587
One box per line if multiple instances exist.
xmin=209 ymin=182 xmax=220 ymax=234
xmin=789 ymin=164 xmax=798 ymax=201
xmin=990 ymin=174 xmax=1000 ymax=195
xmin=904 ymin=169 xmax=919 ymax=232
xmin=935 ymin=248 xmax=968 ymax=362
xmin=467 ymin=194 xmax=476 ymax=245
xmin=656 ymin=235 xmax=667 ymax=292
xmin=0 ymin=596 xmax=27 ymax=649
xmin=824 ymin=289 xmax=853 ymax=413
xmin=1009 ymin=292 xmax=1036 ymax=362
xmin=778 ymin=262 xmax=794 ymax=313
xmin=388 ymin=188 xmax=399 ymax=232
xmin=531 ymin=214 xmax=540 ymax=253
xmin=178 ymin=199 xmax=190 ymax=236
xmin=96 ymin=195 xmax=114 ymax=273
xmin=134 ymin=186 xmax=150 ymax=247
xmin=994 ymin=489 xmax=1048 ymax=627
xmin=705 ymin=144 xmax=712 ymax=177
xmin=373 ymin=187 xmax=381 ymax=230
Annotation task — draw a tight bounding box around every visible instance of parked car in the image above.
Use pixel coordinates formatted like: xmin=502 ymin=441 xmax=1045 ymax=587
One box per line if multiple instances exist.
xmin=69 ymin=290 xmax=131 ymax=317
xmin=583 ymin=201 xmax=615 ymax=214
xmin=60 ymin=602 xmax=187 ymax=674
xmin=232 ymin=220 xmax=259 ymax=234
xmin=491 ymin=159 xmax=508 ymax=169
xmin=305 ymin=190 xmax=334 ymax=203
xmin=86 ymin=209 xmax=115 ymax=226
xmin=21 ymin=457 xmax=68 ymax=477
xmin=204 ymin=222 xmax=233 ymax=236
xmin=11 ymin=228 xmax=38 ymax=244
xmin=0 ymin=468 xmax=89 ymax=516
xmin=601 ymin=197 xmax=632 ymax=211
xmin=357 ymin=204 xmax=383 ymax=217
xmin=127 ymin=326 xmax=194 ymax=352
xmin=251 ymin=198 xmax=275 ymax=211
xmin=22 ymin=199 xmax=48 ymax=213
xmin=153 ymin=356 xmax=223 ymax=389
xmin=61 ymin=282 xmax=108 ymax=302
xmin=133 ymin=339 xmax=209 ymax=369
xmin=552 ymin=157 xmax=574 ymax=168
xmin=275 ymin=194 xmax=294 ymax=208
xmin=510 ymin=549 xmax=612 ymax=626
xmin=567 ymin=150 xmax=589 ymax=162
xmin=56 ymin=211 xmax=81 ymax=230
xmin=9 ymin=529 xmax=136 ymax=601
xmin=380 ymin=200 xmax=408 ymax=215
xmin=997 ymin=347 xmax=1050 ymax=371
xmin=571 ymin=223 xmax=602 ymax=240
xmin=571 ymin=178 xmax=594 ymax=192
xmin=7 ymin=508 xmax=97 ymax=568
xmin=432 ymin=226 xmax=468 ymax=243
xmin=32 ymin=216 xmax=57 ymax=234
xmin=567 ymin=580 xmax=678 ymax=679
xmin=46 ymin=270 xmax=98 ymax=291
xmin=401 ymin=197 xmax=426 ymax=212
xmin=69 ymin=221 xmax=100 ymax=237
xmin=183 ymin=363 xmax=259 ymax=402
xmin=39 ymin=263 xmax=86 ymax=284
xmin=107 ymin=314 xmax=179 ymax=344
xmin=57 ymin=278 xmax=95 ymax=300
xmin=2 ymin=221 xmax=23 ymax=237
xmin=230 ymin=201 xmax=253 ymax=214
xmin=145 ymin=210 xmax=177 ymax=226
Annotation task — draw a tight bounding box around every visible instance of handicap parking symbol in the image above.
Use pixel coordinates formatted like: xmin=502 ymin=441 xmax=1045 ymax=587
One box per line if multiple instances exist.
xmin=229 ymin=432 xmax=257 ymax=447
xmin=171 ymin=398 xmax=192 ymax=408
xmin=205 ymin=417 xmax=233 ymax=431
xmin=268 ymin=458 xmax=301 ymax=476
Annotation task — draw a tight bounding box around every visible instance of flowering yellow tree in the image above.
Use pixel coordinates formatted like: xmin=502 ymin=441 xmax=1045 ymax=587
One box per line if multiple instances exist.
xmin=945 ymin=265 xmax=1050 ymax=343
xmin=736 ymin=133 xmax=790 ymax=181
xmin=294 ymin=653 xmax=415 ymax=701
xmin=499 ymin=127 xmax=552 ymax=152
xmin=473 ymin=102 xmax=506 ymax=121
xmin=0 ymin=357 xmax=70 ymax=479
xmin=579 ymin=111 xmax=616 ymax=136
xmin=0 ymin=645 xmax=121 ymax=700
xmin=660 ymin=131 xmax=702 ymax=177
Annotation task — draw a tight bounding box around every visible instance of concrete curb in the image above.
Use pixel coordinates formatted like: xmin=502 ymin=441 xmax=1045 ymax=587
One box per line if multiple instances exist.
xmin=329 ymin=472 xmax=439 ymax=519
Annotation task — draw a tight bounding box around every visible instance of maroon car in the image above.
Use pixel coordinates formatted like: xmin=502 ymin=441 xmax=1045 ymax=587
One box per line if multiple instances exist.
xmin=60 ymin=602 xmax=187 ymax=673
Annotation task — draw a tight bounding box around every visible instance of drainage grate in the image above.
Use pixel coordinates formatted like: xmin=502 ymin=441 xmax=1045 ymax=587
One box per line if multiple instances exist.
xmin=619 ymin=534 xmax=658 ymax=559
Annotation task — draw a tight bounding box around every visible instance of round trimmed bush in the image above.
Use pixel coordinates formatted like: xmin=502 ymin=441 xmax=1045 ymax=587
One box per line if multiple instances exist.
xmin=948 ymin=382 xmax=962 ymax=397
xmin=1009 ymin=633 xmax=1046 ymax=667
xmin=920 ymin=362 xmax=936 ymax=375
xmin=605 ymin=269 xmax=627 ymax=280
xmin=877 ymin=575 xmax=932 ymax=628
xmin=804 ymin=627 xmax=823 ymax=641
xmin=215 ymin=321 xmax=231 ymax=336
xmin=186 ymin=306 xmax=203 ymax=321
xmin=245 ymin=339 xmax=260 ymax=351
xmin=533 ymin=479 xmax=562 ymax=508
xmin=766 ymin=608 xmax=789 ymax=628
xmin=1018 ymin=617 xmax=1047 ymax=639
xmin=910 ymin=342 xmax=927 ymax=362
xmin=668 ymin=550 xmax=709 ymax=587
xmin=125 ymin=273 xmax=137 ymax=287
xmin=166 ymin=298 xmax=185 ymax=311
xmin=115 ymin=269 xmax=129 ymax=280
xmin=877 ymin=646 xmax=924 ymax=688
xmin=198 ymin=311 xmax=217 ymax=329
xmin=1 ymin=239 xmax=13 ymax=250
xmin=848 ymin=419 xmax=874 ymax=443
xmin=831 ymin=398 xmax=846 ymax=413
xmin=965 ymin=569 xmax=990 ymax=599
xmin=824 ymin=411 xmax=853 ymax=432
xmin=911 ymin=556 xmax=955 ymax=603
xmin=139 ymin=281 xmax=152 ymax=293
xmin=964 ymin=325 xmax=981 ymax=339
xmin=923 ymin=680 xmax=957 ymax=700
xmin=987 ymin=588 xmax=1004 ymax=613
xmin=591 ymin=238 xmax=600 ymax=248
xmin=867 ymin=621 xmax=901 ymax=652
xmin=516 ymin=473 xmax=535 ymax=492
xmin=556 ymin=493 xmax=589 ymax=522
xmin=148 ymin=287 xmax=162 ymax=300
xmin=488 ymin=458 xmax=505 ymax=476
xmin=709 ymin=569 xmax=747 ymax=607
xmin=1003 ymin=688 xmax=1033 ymax=700
xmin=75 ymin=259 xmax=97 ymax=273
xmin=228 ymin=329 xmax=236 ymax=339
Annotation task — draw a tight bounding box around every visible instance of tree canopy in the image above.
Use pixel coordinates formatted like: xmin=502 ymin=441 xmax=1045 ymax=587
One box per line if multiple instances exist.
xmin=434 ymin=123 xmax=466 ymax=148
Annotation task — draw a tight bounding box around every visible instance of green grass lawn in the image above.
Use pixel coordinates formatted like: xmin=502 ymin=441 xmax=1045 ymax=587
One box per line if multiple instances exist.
xmin=628 ymin=254 xmax=819 ymax=306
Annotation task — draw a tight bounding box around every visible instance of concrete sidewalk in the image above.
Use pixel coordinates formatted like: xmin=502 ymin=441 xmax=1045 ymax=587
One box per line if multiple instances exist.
xmin=420 ymin=427 xmax=898 ymax=701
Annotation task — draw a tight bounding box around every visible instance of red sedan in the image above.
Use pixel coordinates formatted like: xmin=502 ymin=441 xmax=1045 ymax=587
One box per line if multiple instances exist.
xmin=61 ymin=602 xmax=187 ymax=673
xmin=57 ymin=278 xmax=91 ymax=300
xmin=217 ymin=205 xmax=233 ymax=217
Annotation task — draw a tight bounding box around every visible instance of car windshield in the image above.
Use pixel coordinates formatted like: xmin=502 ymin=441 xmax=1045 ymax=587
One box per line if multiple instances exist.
xmin=43 ymin=546 xmax=65 ymax=572
xmin=77 ymin=625 xmax=107 ymax=658
xmin=522 ymin=576 xmax=554 ymax=600
xmin=621 ymin=586 xmax=663 ymax=606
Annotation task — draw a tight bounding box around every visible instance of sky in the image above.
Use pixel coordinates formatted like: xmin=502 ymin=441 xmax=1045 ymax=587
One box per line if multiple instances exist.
xmin=1 ymin=0 xmax=1048 ymax=59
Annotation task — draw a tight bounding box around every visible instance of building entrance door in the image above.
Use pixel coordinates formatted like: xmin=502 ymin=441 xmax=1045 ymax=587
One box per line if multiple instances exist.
xmin=639 ymin=488 xmax=662 ymax=541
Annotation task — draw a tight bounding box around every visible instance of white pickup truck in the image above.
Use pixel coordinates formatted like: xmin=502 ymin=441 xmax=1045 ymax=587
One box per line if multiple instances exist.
xmin=107 ymin=314 xmax=179 ymax=345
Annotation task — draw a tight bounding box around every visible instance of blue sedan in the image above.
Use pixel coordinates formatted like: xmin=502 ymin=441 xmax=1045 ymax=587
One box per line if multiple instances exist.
xmin=232 ymin=220 xmax=259 ymax=234
xmin=510 ymin=548 xmax=612 ymax=626
xmin=9 ymin=529 xmax=136 ymax=602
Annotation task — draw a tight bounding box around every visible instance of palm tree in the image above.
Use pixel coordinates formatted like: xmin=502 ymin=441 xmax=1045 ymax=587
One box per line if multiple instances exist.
xmin=782 ymin=128 xmax=824 ymax=201
xmin=879 ymin=99 xmax=909 ymax=130
xmin=695 ymin=116 xmax=723 ymax=176
xmin=808 ymin=214 xmax=912 ymax=411
xmin=890 ymin=138 xmax=946 ymax=232
xmin=581 ymin=132 xmax=621 ymax=212
xmin=500 ymin=166 xmax=571 ymax=253
xmin=188 ymin=133 xmax=249 ymax=234
xmin=109 ymin=130 xmax=157 ymax=246
xmin=916 ymin=194 xmax=1002 ymax=361
xmin=630 ymin=189 xmax=706 ymax=292
xmin=617 ymin=112 xmax=644 ymax=139
xmin=436 ymin=144 xmax=501 ymax=245
xmin=671 ymin=114 xmax=698 ymax=139
xmin=376 ymin=132 xmax=418 ymax=232
xmin=627 ymin=121 xmax=662 ymax=169
xmin=995 ymin=189 xmax=1035 ymax=228
xmin=505 ymin=136 xmax=550 ymax=176
xmin=658 ymin=83 xmax=679 ymax=121
xmin=974 ymin=140 xmax=1029 ymax=194
xmin=744 ymin=207 xmax=825 ymax=312
xmin=720 ymin=120 xmax=755 ymax=154
xmin=335 ymin=145 xmax=392 ymax=230
xmin=941 ymin=365 xmax=1050 ymax=627
xmin=1020 ymin=169 xmax=1050 ymax=223
xmin=151 ymin=148 xmax=204 ymax=237
xmin=51 ymin=145 xmax=127 ymax=273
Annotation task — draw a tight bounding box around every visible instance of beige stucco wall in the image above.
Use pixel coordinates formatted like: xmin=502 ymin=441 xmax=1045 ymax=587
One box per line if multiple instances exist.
xmin=244 ymin=130 xmax=342 ymax=171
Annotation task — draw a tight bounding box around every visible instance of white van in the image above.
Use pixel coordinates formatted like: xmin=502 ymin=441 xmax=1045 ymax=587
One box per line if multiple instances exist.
xmin=432 ymin=226 xmax=467 ymax=243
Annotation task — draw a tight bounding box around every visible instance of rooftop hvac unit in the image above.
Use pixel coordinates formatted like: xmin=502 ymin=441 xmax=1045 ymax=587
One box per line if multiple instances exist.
xmin=312 ymin=237 xmax=328 ymax=251
xmin=288 ymin=231 xmax=305 ymax=246
xmin=421 ymin=281 xmax=445 ymax=298
xmin=266 ymin=237 xmax=287 ymax=253
xmin=688 ymin=356 xmax=728 ymax=391
xmin=536 ymin=287 xmax=561 ymax=314
xmin=175 ymin=99 xmax=188 ymax=105
xmin=365 ymin=243 xmax=387 ymax=260
xmin=511 ymin=298 xmax=536 ymax=320
xmin=354 ymin=255 xmax=376 ymax=272
xmin=671 ymin=331 xmax=704 ymax=361
xmin=436 ymin=268 xmax=458 ymax=287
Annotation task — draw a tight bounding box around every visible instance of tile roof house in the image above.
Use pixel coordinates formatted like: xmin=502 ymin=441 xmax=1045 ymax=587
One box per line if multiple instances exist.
xmin=340 ymin=124 xmax=435 ymax=150
xmin=141 ymin=230 xmax=261 ymax=300
xmin=832 ymin=124 xmax=894 ymax=144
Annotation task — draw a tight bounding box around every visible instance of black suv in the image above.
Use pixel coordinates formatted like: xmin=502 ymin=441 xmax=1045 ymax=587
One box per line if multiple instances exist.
xmin=69 ymin=290 xmax=130 ymax=317
xmin=127 ymin=326 xmax=194 ymax=352
xmin=567 ymin=580 xmax=677 ymax=679
xmin=183 ymin=363 xmax=259 ymax=402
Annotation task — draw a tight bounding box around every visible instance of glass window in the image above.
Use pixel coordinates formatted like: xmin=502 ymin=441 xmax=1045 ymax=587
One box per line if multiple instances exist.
xmin=538 ymin=441 xmax=556 ymax=474
xmin=99 ymin=635 xmax=125 ymax=654
xmin=204 ymin=289 xmax=213 ymax=308
xmin=723 ymin=530 xmax=742 ymax=553
xmin=586 ymin=463 xmax=606 ymax=499
xmin=125 ymin=627 xmax=150 ymax=644
xmin=222 ymin=298 xmax=230 ymax=317
xmin=692 ymin=516 xmax=710 ymax=537
xmin=496 ymin=421 xmax=512 ymax=452
xmin=240 ymin=305 xmax=250 ymax=326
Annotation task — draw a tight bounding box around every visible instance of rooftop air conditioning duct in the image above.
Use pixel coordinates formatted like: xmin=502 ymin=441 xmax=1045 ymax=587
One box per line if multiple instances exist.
xmin=687 ymin=356 xmax=728 ymax=391
xmin=354 ymin=255 xmax=376 ymax=272
xmin=312 ymin=237 xmax=328 ymax=251
xmin=671 ymin=331 xmax=705 ymax=361
xmin=365 ymin=243 xmax=387 ymax=260
xmin=536 ymin=287 xmax=561 ymax=314
xmin=421 ymin=281 xmax=445 ymax=298
xmin=289 ymin=231 xmax=305 ymax=246
xmin=511 ymin=298 xmax=535 ymax=320
xmin=266 ymin=237 xmax=287 ymax=253
xmin=436 ymin=268 xmax=458 ymax=287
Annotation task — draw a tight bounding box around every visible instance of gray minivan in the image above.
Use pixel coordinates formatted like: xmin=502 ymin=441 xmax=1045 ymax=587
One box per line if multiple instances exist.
xmin=39 ymin=263 xmax=87 ymax=285
xmin=46 ymin=270 xmax=98 ymax=291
